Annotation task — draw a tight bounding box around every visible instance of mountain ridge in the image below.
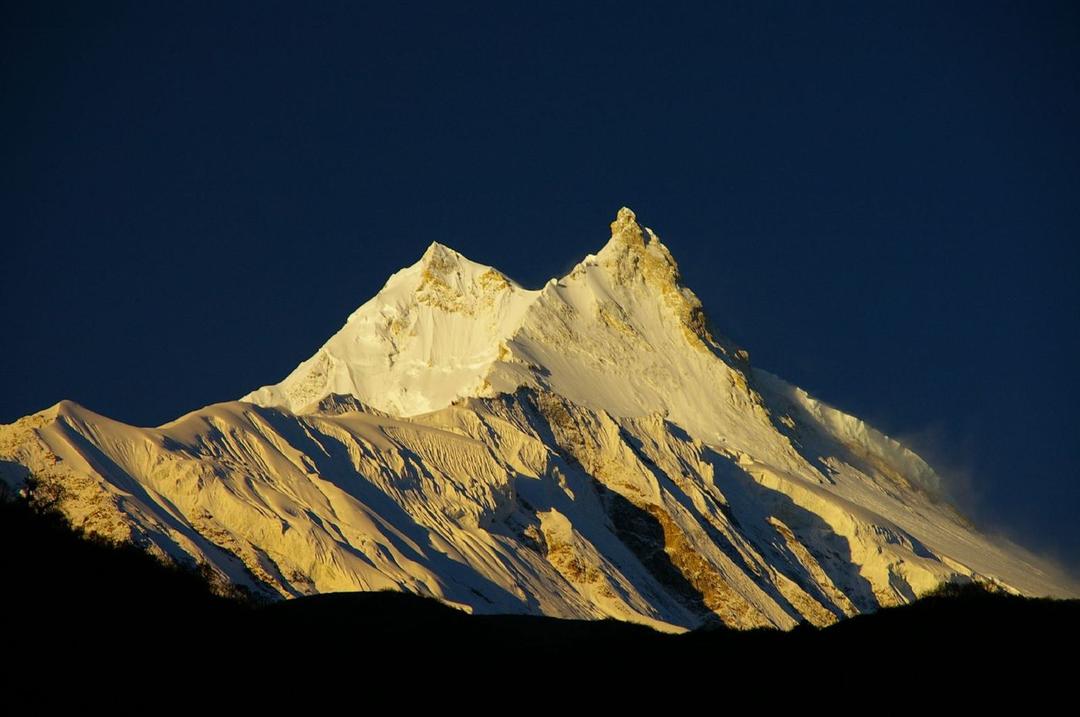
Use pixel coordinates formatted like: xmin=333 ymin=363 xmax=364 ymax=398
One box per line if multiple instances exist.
xmin=2 ymin=207 xmax=1075 ymax=632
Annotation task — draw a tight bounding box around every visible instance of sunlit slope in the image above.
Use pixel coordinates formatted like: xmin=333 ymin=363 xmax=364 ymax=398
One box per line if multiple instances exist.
xmin=2 ymin=208 xmax=1073 ymax=630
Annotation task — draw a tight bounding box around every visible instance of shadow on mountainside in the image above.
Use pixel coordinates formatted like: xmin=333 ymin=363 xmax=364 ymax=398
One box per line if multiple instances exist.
xmin=509 ymin=389 xmax=723 ymax=625
xmin=617 ymin=422 xmax=851 ymax=624
xmin=705 ymin=448 xmax=881 ymax=614
xmin=248 ymin=407 xmax=531 ymax=613
xmin=3 ymin=484 xmax=1078 ymax=676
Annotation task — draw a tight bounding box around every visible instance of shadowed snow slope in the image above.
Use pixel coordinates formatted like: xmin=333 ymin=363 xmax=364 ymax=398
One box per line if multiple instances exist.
xmin=2 ymin=208 xmax=1074 ymax=630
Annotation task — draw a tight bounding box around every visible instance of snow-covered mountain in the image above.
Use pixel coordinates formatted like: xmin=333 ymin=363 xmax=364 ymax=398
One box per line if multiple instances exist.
xmin=2 ymin=208 xmax=1074 ymax=630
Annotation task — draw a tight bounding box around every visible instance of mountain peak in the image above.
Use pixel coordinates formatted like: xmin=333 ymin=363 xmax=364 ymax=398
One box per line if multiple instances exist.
xmin=419 ymin=240 xmax=470 ymax=272
xmin=609 ymin=206 xmax=646 ymax=248
xmin=412 ymin=241 xmax=520 ymax=299
xmin=421 ymin=239 xmax=458 ymax=256
xmin=595 ymin=207 xmax=682 ymax=292
xmin=6 ymin=207 xmax=1064 ymax=639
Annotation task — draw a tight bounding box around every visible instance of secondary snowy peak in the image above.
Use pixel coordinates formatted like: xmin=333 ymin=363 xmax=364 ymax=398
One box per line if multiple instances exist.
xmin=242 ymin=240 xmax=539 ymax=415
xmin=414 ymin=240 xmax=506 ymax=307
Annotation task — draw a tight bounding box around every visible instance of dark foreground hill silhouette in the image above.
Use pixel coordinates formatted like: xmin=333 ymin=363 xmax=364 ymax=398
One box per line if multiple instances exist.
xmin=3 ymin=493 xmax=1076 ymax=677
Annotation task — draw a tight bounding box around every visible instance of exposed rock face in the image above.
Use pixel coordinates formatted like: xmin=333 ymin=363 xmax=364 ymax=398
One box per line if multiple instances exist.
xmin=2 ymin=209 xmax=1075 ymax=630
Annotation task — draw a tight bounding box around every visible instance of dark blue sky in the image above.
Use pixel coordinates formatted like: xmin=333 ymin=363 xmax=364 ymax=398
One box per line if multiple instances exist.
xmin=3 ymin=3 xmax=1078 ymax=571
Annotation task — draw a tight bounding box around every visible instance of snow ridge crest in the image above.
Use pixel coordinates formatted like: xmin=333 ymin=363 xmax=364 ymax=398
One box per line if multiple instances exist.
xmin=242 ymin=207 xmax=719 ymax=417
